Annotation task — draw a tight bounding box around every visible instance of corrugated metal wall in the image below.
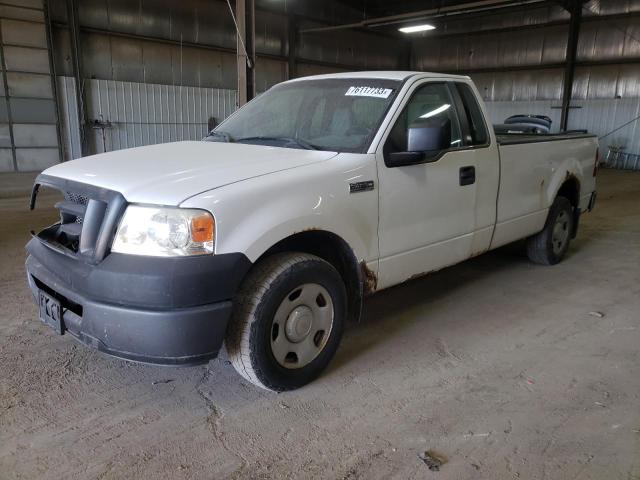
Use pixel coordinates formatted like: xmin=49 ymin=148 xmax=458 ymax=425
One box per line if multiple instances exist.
xmin=481 ymin=96 xmax=640 ymax=156
xmin=49 ymin=0 xmax=281 ymax=90
xmin=48 ymin=0 xmax=405 ymax=159
xmin=48 ymin=0 xmax=405 ymax=89
xmin=16 ymin=0 xmax=640 ymax=166
xmin=298 ymin=19 xmax=406 ymax=70
xmin=412 ymin=0 xmax=640 ymax=154
xmin=414 ymin=24 xmax=569 ymax=73
xmin=565 ymin=98 xmax=640 ymax=152
xmin=0 ymin=0 xmax=61 ymax=172
xmin=58 ymin=76 xmax=236 ymax=158
xmin=471 ymin=66 xmax=640 ymax=153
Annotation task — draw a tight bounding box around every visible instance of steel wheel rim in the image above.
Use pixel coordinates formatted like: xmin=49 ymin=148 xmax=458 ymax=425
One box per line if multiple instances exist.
xmin=552 ymin=210 xmax=570 ymax=255
xmin=271 ymin=283 xmax=334 ymax=369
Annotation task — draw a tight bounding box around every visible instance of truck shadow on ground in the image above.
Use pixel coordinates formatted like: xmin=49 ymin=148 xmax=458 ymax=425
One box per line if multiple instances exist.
xmin=200 ymin=246 xmax=529 ymax=403
xmin=168 ymin=223 xmax=606 ymax=408
xmin=202 ymin=237 xmax=595 ymax=400
xmin=327 ymin=241 xmax=539 ymax=374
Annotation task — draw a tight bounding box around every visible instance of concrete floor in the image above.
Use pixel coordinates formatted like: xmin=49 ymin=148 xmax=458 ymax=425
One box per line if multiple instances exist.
xmin=1 ymin=169 xmax=638 ymax=479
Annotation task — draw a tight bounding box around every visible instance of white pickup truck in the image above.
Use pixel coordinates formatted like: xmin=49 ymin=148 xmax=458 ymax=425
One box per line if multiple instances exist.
xmin=27 ymin=71 xmax=598 ymax=391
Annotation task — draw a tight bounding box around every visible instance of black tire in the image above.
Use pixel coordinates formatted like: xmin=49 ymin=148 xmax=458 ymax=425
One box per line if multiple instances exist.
xmin=225 ymin=252 xmax=346 ymax=391
xmin=526 ymin=196 xmax=574 ymax=265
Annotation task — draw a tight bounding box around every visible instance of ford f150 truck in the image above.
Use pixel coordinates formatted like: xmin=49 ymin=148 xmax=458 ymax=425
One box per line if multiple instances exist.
xmin=26 ymin=71 xmax=598 ymax=391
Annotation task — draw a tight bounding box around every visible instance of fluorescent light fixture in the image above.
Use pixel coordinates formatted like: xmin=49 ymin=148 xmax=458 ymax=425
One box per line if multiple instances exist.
xmin=420 ymin=104 xmax=450 ymax=118
xmin=398 ymin=24 xmax=436 ymax=33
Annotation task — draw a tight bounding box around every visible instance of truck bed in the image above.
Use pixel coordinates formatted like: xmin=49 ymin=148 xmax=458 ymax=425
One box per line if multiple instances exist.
xmin=490 ymin=130 xmax=598 ymax=250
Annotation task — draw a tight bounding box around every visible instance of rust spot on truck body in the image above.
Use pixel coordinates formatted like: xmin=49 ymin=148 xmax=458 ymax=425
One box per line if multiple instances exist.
xmin=360 ymin=261 xmax=378 ymax=295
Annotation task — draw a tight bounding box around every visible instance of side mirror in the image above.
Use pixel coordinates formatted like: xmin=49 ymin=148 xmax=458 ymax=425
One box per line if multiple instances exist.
xmin=408 ymin=117 xmax=451 ymax=152
xmin=386 ymin=117 xmax=452 ymax=167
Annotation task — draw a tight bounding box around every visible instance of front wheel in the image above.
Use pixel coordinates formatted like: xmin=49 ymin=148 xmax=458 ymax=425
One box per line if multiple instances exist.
xmin=225 ymin=252 xmax=346 ymax=391
xmin=526 ymin=196 xmax=574 ymax=265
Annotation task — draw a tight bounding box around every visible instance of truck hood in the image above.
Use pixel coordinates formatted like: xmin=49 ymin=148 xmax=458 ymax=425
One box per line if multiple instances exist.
xmin=41 ymin=141 xmax=338 ymax=205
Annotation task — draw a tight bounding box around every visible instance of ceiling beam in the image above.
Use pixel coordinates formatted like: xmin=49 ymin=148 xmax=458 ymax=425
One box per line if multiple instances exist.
xmin=424 ymin=56 xmax=640 ymax=75
xmin=299 ymin=0 xmax=549 ymax=33
xmin=256 ymin=1 xmax=401 ymax=40
xmin=414 ymin=9 xmax=640 ymax=41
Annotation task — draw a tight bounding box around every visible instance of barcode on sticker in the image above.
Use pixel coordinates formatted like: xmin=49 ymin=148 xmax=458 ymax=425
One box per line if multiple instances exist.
xmin=345 ymin=86 xmax=392 ymax=98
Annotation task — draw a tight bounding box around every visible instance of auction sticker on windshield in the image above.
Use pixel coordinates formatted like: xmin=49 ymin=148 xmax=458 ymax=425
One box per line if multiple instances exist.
xmin=345 ymin=86 xmax=393 ymax=98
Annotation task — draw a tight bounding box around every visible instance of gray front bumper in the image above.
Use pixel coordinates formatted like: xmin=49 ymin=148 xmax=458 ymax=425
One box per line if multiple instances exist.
xmin=27 ymin=253 xmax=232 ymax=365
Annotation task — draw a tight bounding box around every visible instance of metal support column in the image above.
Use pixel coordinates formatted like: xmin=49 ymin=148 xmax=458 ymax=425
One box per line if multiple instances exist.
xmin=287 ymin=13 xmax=297 ymax=80
xmin=560 ymin=0 xmax=582 ymax=132
xmin=246 ymin=0 xmax=255 ymax=101
xmin=236 ymin=0 xmax=255 ymax=106
xmin=403 ymin=39 xmax=413 ymax=71
xmin=0 ymin=25 xmax=17 ymax=170
xmin=44 ymin=0 xmax=64 ymax=163
xmin=66 ymin=0 xmax=87 ymax=155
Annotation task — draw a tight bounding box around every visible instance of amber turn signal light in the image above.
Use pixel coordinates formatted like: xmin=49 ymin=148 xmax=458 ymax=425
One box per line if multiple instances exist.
xmin=190 ymin=213 xmax=214 ymax=243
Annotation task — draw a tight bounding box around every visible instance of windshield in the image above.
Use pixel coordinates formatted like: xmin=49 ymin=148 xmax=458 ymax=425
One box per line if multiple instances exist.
xmin=205 ymin=78 xmax=401 ymax=153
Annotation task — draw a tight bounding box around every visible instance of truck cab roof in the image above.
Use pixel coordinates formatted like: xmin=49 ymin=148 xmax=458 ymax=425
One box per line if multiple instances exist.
xmin=284 ymin=71 xmax=472 ymax=83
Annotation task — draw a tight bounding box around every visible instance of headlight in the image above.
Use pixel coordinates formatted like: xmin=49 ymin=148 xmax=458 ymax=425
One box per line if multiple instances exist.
xmin=112 ymin=205 xmax=215 ymax=256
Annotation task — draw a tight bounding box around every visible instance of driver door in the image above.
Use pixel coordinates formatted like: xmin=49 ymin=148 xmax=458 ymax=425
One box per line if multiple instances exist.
xmin=376 ymin=81 xmax=478 ymax=289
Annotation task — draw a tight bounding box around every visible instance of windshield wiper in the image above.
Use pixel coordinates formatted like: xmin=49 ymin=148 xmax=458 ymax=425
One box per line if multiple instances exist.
xmin=234 ymin=136 xmax=319 ymax=150
xmin=205 ymin=130 xmax=234 ymax=142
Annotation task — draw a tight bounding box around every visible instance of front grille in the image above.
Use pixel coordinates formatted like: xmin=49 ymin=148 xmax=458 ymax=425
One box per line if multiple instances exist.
xmin=65 ymin=192 xmax=89 ymax=224
xmin=65 ymin=191 xmax=88 ymax=206
xmin=31 ymin=175 xmax=127 ymax=263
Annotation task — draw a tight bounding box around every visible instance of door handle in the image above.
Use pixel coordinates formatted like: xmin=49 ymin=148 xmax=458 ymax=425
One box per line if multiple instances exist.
xmin=459 ymin=166 xmax=475 ymax=186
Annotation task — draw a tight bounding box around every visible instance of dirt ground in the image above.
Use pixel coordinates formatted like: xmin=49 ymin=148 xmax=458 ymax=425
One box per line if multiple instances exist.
xmin=1 ymin=169 xmax=638 ymax=479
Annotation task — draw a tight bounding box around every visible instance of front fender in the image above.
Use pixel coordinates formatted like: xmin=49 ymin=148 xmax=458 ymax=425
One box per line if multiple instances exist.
xmin=180 ymin=153 xmax=380 ymax=266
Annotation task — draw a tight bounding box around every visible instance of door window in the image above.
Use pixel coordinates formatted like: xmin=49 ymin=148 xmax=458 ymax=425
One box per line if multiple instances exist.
xmin=385 ymin=83 xmax=463 ymax=155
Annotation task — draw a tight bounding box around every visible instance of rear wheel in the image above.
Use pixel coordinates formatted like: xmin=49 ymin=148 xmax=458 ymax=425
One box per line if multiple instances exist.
xmin=526 ymin=196 xmax=574 ymax=265
xmin=225 ymin=252 xmax=346 ymax=391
